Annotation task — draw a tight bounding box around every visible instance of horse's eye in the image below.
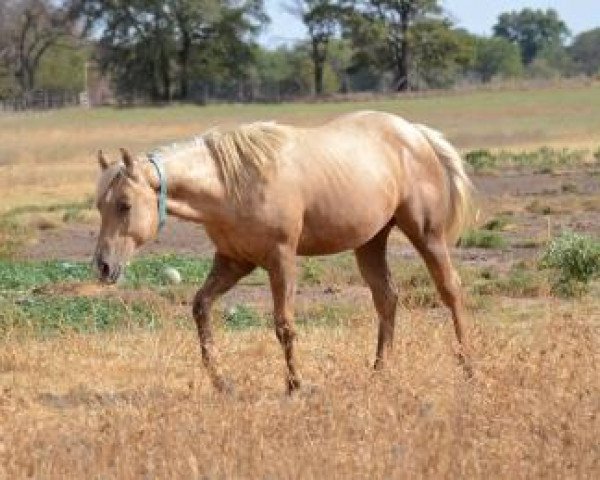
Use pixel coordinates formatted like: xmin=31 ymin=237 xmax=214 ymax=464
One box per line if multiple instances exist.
xmin=117 ymin=202 xmax=131 ymax=214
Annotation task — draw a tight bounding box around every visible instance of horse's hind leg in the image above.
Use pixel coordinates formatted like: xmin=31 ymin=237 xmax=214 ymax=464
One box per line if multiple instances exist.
xmin=193 ymin=253 xmax=255 ymax=392
xmin=400 ymin=222 xmax=470 ymax=366
xmin=355 ymin=224 xmax=398 ymax=370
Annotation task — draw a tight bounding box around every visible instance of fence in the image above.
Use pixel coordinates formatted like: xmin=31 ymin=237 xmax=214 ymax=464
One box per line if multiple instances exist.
xmin=0 ymin=90 xmax=83 ymax=112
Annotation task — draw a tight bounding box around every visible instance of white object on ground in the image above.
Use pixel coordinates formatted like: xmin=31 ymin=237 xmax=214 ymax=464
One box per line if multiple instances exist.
xmin=163 ymin=266 xmax=182 ymax=284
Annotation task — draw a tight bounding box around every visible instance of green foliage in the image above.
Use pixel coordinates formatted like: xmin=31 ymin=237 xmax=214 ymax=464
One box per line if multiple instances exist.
xmin=36 ymin=39 xmax=87 ymax=91
xmin=0 ymin=255 xmax=212 ymax=292
xmin=464 ymin=147 xmax=589 ymax=172
xmin=493 ymin=8 xmax=570 ymax=65
xmin=410 ymin=21 xmax=476 ymax=89
xmin=569 ymin=28 xmax=600 ymax=76
xmin=0 ymin=260 xmax=90 ymax=291
xmin=472 ymin=263 xmax=547 ymax=298
xmin=473 ymin=36 xmax=523 ymax=82
xmin=123 ymin=255 xmax=212 ymax=288
xmin=1 ymin=296 xmax=158 ymax=335
xmin=91 ymin=0 xmax=266 ymax=102
xmin=540 ymin=232 xmax=600 ymax=296
xmin=459 ymin=229 xmax=506 ymax=249
xmin=343 ymin=0 xmax=443 ymax=90
xmin=301 ymin=258 xmax=325 ymax=285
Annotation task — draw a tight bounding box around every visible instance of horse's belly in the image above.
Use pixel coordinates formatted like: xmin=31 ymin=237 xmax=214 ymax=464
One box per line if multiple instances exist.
xmin=297 ymin=199 xmax=396 ymax=255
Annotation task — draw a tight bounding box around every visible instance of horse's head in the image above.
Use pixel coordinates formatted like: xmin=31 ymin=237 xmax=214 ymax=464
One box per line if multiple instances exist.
xmin=93 ymin=149 xmax=159 ymax=283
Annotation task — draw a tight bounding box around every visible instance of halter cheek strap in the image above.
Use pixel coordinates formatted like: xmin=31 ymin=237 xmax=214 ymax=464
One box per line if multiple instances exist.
xmin=147 ymin=152 xmax=167 ymax=232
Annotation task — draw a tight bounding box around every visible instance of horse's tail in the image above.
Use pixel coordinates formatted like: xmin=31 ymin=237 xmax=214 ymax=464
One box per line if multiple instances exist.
xmin=414 ymin=124 xmax=475 ymax=244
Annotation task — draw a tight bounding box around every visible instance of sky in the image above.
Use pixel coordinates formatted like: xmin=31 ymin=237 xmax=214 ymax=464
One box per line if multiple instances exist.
xmin=259 ymin=0 xmax=599 ymax=46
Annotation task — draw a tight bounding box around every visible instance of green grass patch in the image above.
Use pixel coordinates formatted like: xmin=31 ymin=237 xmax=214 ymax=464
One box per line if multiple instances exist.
xmin=0 ymin=295 xmax=159 ymax=335
xmin=471 ymin=264 xmax=548 ymax=298
xmin=0 ymin=260 xmax=91 ymax=291
xmin=223 ymin=304 xmax=263 ymax=331
xmin=0 ymin=254 xmax=213 ymax=292
xmin=540 ymin=231 xmax=600 ymax=297
xmin=464 ymin=147 xmax=590 ymax=173
xmin=124 ymin=254 xmax=212 ymax=288
xmin=458 ymin=229 xmax=506 ymax=249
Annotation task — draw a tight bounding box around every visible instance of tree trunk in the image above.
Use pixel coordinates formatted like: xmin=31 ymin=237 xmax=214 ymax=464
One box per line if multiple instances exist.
xmin=312 ymin=39 xmax=326 ymax=96
xmin=397 ymin=6 xmax=410 ymax=91
xmin=314 ymin=61 xmax=324 ymax=96
xmin=178 ymin=32 xmax=191 ymax=100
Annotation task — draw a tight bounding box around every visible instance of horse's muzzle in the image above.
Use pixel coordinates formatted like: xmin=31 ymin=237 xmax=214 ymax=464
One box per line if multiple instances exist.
xmin=94 ymin=255 xmax=122 ymax=284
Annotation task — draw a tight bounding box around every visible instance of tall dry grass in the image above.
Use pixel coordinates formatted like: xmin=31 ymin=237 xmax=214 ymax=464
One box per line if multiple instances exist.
xmin=0 ymin=298 xmax=598 ymax=479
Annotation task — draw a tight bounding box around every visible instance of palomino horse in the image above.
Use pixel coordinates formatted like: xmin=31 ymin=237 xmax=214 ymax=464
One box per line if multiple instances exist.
xmin=94 ymin=111 xmax=474 ymax=393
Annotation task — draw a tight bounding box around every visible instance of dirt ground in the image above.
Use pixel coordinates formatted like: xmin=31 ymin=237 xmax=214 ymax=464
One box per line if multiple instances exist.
xmin=23 ymin=170 xmax=600 ymax=274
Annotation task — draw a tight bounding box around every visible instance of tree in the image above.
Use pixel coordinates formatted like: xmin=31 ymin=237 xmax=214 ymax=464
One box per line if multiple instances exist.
xmin=410 ymin=21 xmax=474 ymax=89
xmin=85 ymin=0 xmax=267 ymax=102
xmin=473 ymin=36 xmax=523 ymax=82
xmin=569 ymin=28 xmax=600 ymax=76
xmin=0 ymin=0 xmax=83 ymax=95
xmin=493 ymin=8 xmax=569 ymax=65
xmin=293 ymin=0 xmax=343 ymax=95
xmin=345 ymin=0 xmax=442 ymax=91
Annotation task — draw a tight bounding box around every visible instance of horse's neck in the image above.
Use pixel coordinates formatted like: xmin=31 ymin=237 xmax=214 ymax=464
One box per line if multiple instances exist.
xmin=143 ymin=146 xmax=225 ymax=224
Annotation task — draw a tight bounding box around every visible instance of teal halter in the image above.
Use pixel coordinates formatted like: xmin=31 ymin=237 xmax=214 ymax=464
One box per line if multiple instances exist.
xmin=147 ymin=152 xmax=167 ymax=231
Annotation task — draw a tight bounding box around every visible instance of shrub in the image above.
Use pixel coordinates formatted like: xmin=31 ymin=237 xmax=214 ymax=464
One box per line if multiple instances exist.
xmin=539 ymin=231 xmax=600 ymax=296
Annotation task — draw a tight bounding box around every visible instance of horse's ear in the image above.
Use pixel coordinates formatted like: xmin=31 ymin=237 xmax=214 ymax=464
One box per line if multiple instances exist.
xmin=119 ymin=148 xmax=136 ymax=176
xmin=98 ymin=150 xmax=109 ymax=170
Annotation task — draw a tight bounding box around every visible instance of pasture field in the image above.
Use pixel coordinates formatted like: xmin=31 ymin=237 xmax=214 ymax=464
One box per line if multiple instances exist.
xmin=1 ymin=84 xmax=600 ymax=478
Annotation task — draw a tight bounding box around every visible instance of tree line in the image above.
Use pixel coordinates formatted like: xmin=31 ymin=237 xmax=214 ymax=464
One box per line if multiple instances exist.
xmin=1 ymin=0 xmax=600 ymax=103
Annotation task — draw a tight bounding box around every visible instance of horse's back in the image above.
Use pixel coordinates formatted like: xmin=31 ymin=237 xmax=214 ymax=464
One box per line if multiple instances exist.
xmin=279 ymin=112 xmax=420 ymax=255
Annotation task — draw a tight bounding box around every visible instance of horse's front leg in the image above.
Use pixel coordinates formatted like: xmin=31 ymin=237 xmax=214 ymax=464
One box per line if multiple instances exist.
xmin=267 ymin=247 xmax=300 ymax=394
xmin=193 ymin=253 xmax=254 ymax=392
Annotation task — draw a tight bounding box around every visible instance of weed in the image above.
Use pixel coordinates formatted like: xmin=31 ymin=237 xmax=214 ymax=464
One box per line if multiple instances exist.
xmin=561 ymin=182 xmax=578 ymax=193
xmin=301 ymin=258 xmax=325 ymax=286
xmin=464 ymin=149 xmax=496 ymax=171
xmin=539 ymin=231 xmax=600 ymax=297
xmin=526 ymin=200 xmax=556 ymax=215
xmin=458 ymin=229 xmax=506 ymax=249
xmin=471 ymin=263 xmax=547 ymax=297
xmin=482 ymin=216 xmax=510 ymax=231
xmin=0 ymin=295 xmax=159 ymax=335
xmin=464 ymin=147 xmax=589 ymax=173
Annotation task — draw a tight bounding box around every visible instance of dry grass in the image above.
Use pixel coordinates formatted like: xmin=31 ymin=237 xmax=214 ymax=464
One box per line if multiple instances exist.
xmin=0 ymin=297 xmax=598 ymax=479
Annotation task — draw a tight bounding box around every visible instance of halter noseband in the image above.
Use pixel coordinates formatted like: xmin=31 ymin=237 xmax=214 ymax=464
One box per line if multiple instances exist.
xmin=147 ymin=152 xmax=167 ymax=232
